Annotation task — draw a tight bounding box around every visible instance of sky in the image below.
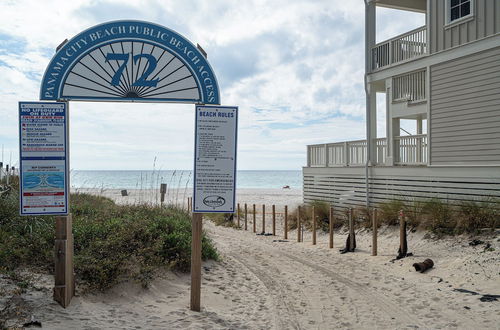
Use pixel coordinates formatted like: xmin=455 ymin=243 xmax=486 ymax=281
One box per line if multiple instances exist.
xmin=0 ymin=0 xmax=424 ymax=170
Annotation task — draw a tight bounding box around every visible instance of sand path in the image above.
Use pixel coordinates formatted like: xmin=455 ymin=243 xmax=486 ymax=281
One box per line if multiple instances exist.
xmin=3 ymin=212 xmax=498 ymax=329
xmin=204 ymin=220 xmax=495 ymax=329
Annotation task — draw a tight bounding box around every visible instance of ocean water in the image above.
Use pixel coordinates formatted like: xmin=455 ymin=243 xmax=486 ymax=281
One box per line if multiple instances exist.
xmin=70 ymin=170 xmax=302 ymax=190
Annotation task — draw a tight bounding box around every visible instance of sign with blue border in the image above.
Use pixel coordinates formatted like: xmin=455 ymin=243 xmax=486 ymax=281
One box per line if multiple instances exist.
xmin=19 ymin=102 xmax=69 ymax=215
xmin=193 ymin=105 xmax=238 ymax=213
xmin=39 ymin=20 xmax=220 ymax=105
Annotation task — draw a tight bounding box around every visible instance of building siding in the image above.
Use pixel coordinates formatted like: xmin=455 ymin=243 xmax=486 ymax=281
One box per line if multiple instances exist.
xmin=430 ymin=46 xmax=500 ymax=165
xmin=303 ymin=167 xmax=500 ymax=213
xmin=429 ymin=0 xmax=499 ymax=54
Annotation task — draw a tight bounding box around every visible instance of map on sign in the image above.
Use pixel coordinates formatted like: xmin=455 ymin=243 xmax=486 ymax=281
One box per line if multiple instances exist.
xmin=19 ymin=102 xmax=69 ymax=215
xmin=193 ymin=105 xmax=238 ymax=213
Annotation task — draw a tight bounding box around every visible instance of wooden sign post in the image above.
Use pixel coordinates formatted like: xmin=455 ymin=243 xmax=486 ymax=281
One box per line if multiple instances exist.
xmin=190 ymin=213 xmax=203 ymax=311
xmin=54 ymin=215 xmax=74 ymax=308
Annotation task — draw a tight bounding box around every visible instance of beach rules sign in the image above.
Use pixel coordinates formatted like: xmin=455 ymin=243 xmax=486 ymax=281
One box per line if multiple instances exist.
xmin=19 ymin=102 xmax=69 ymax=215
xmin=193 ymin=105 xmax=238 ymax=213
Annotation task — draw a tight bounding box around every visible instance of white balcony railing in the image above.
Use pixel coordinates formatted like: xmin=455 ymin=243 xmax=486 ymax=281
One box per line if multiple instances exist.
xmin=393 ymin=69 xmax=426 ymax=102
xmin=394 ymin=134 xmax=428 ymax=165
xmin=307 ymin=138 xmax=387 ymax=167
xmin=307 ymin=135 xmax=426 ymax=167
xmin=372 ymin=26 xmax=427 ymax=70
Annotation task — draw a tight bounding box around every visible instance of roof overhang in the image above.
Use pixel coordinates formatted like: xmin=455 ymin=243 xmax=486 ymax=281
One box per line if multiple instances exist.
xmin=372 ymin=0 xmax=426 ymax=13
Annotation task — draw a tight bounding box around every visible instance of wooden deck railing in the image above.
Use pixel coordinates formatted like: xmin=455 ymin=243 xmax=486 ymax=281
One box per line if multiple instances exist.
xmin=371 ymin=26 xmax=427 ymax=70
xmin=307 ymin=135 xmax=426 ymax=167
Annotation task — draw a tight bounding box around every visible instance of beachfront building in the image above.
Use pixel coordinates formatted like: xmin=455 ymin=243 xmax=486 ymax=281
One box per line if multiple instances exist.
xmin=304 ymin=0 xmax=500 ymax=209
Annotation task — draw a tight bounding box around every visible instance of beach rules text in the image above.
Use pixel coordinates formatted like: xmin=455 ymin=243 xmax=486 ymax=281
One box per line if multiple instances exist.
xmin=193 ymin=105 xmax=238 ymax=213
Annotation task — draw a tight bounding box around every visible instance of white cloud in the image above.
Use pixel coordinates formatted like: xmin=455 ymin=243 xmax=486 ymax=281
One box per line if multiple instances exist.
xmin=0 ymin=0 xmax=424 ymax=170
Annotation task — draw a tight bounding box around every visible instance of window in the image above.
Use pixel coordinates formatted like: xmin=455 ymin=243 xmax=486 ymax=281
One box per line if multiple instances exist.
xmin=449 ymin=0 xmax=472 ymax=22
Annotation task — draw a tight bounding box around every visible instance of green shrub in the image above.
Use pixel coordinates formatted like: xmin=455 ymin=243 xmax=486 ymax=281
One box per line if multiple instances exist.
xmin=0 ymin=190 xmax=219 ymax=291
xmin=205 ymin=213 xmax=239 ymax=228
xmin=456 ymin=199 xmax=499 ymax=234
xmin=378 ymin=199 xmax=405 ymax=225
xmin=421 ymin=198 xmax=455 ymax=235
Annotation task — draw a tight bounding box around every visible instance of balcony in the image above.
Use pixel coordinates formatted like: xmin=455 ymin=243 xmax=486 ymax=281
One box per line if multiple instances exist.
xmin=307 ymin=134 xmax=427 ymax=167
xmin=371 ymin=26 xmax=427 ymax=71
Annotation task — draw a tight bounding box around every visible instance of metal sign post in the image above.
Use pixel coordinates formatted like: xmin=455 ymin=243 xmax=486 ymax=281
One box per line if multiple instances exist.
xmin=191 ymin=105 xmax=238 ymax=311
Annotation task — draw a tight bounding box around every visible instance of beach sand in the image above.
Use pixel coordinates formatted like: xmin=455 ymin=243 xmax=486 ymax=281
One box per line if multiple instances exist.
xmin=1 ymin=189 xmax=499 ymax=329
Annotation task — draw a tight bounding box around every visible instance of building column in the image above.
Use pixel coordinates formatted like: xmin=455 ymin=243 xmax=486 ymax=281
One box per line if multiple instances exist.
xmin=368 ymin=86 xmax=377 ymax=164
xmin=385 ymin=80 xmax=394 ymax=166
xmin=392 ymin=118 xmax=401 ymax=164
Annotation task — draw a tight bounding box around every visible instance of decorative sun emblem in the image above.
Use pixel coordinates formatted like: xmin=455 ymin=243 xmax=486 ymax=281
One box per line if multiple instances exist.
xmin=62 ymin=41 xmax=200 ymax=101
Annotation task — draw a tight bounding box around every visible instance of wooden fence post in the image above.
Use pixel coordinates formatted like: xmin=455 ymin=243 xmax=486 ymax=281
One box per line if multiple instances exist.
xmin=244 ymin=203 xmax=248 ymax=230
xmin=253 ymin=204 xmax=256 ymax=233
xmin=349 ymin=208 xmax=355 ymax=251
xmin=329 ymin=207 xmax=334 ymax=249
xmin=54 ymin=214 xmax=74 ymax=308
xmin=372 ymin=208 xmax=378 ymax=256
xmin=297 ymin=206 xmax=301 ymax=242
xmin=160 ymin=183 xmax=167 ymax=207
xmin=272 ymin=205 xmax=276 ymax=236
xmin=312 ymin=206 xmax=316 ymax=245
xmin=398 ymin=209 xmax=407 ymax=258
xmin=262 ymin=204 xmax=266 ymax=234
xmin=284 ymin=205 xmax=288 ymax=239
xmin=237 ymin=203 xmax=240 ymax=228
xmin=190 ymin=213 xmax=203 ymax=311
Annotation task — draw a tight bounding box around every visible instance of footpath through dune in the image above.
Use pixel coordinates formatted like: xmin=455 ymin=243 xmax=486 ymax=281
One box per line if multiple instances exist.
xmin=7 ymin=214 xmax=499 ymax=329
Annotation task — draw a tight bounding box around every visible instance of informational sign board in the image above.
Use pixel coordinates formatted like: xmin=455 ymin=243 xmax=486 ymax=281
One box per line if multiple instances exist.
xmin=193 ymin=105 xmax=238 ymax=213
xmin=19 ymin=102 xmax=69 ymax=215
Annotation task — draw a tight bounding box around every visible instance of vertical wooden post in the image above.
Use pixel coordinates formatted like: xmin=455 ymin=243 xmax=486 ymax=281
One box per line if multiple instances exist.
xmin=329 ymin=207 xmax=334 ymax=249
xmin=244 ymin=203 xmax=248 ymax=230
xmin=312 ymin=206 xmax=316 ymax=245
xmin=262 ymin=204 xmax=266 ymax=234
xmin=349 ymin=208 xmax=355 ymax=251
xmin=284 ymin=205 xmax=288 ymax=239
xmin=253 ymin=204 xmax=256 ymax=233
xmin=160 ymin=183 xmax=167 ymax=206
xmin=372 ymin=208 xmax=378 ymax=256
xmin=297 ymin=206 xmax=301 ymax=242
xmin=399 ymin=209 xmax=407 ymax=256
xmin=272 ymin=205 xmax=276 ymax=236
xmin=54 ymin=214 xmax=74 ymax=308
xmin=237 ymin=203 xmax=240 ymax=228
xmin=190 ymin=213 xmax=203 ymax=311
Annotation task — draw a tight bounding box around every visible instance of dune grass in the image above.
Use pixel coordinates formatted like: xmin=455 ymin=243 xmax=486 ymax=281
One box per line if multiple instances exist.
xmin=0 ymin=180 xmax=218 ymax=291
